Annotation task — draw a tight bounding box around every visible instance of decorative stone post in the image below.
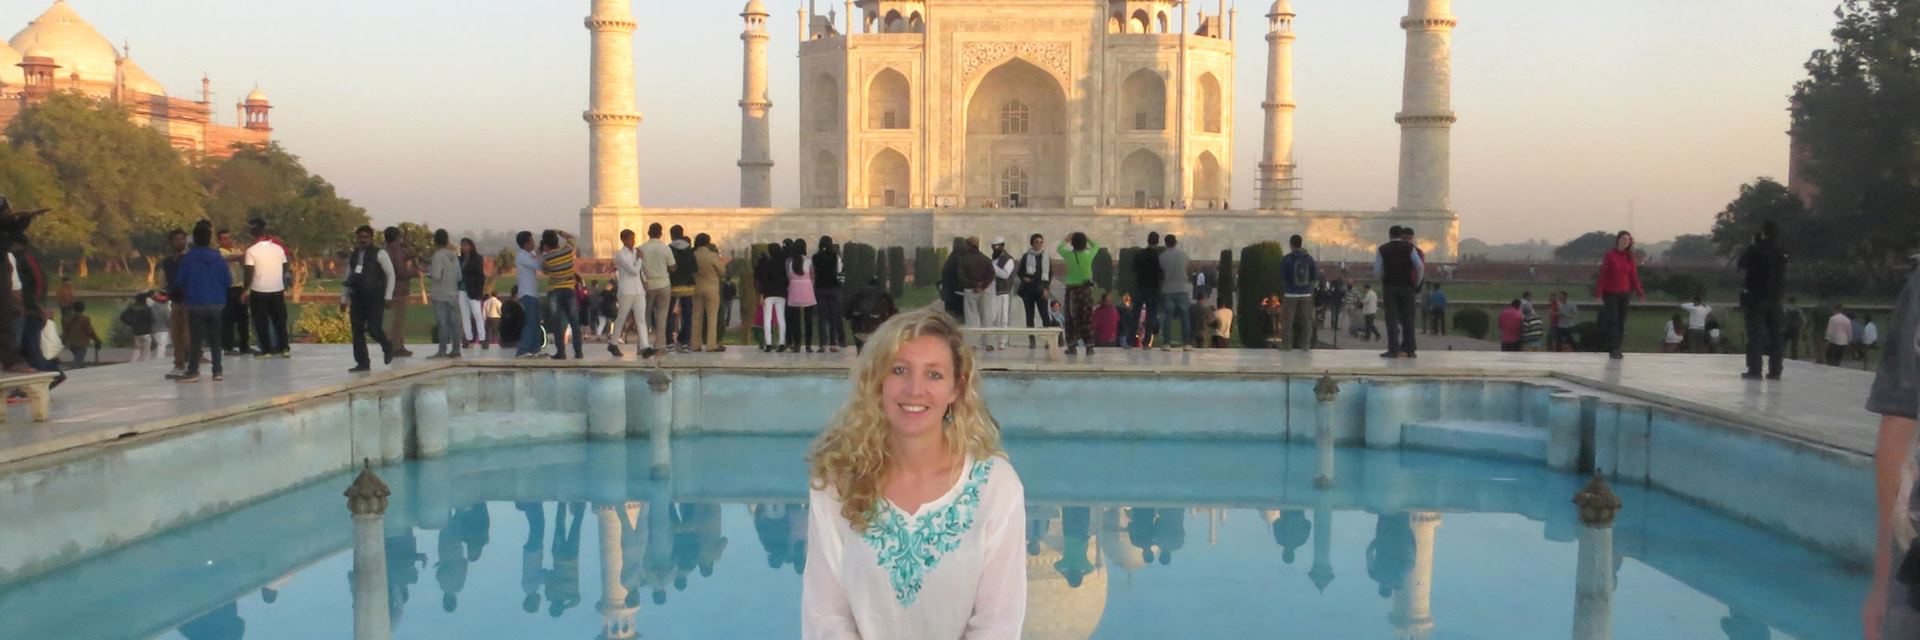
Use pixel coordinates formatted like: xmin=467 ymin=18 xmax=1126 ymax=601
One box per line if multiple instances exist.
xmin=379 ymin=390 xmax=407 ymax=465
xmin=1572 ymin=473 xmax=1621 ymax=640
xmin=597 ymin=503 xmax=638 ymax=639
xmin=647 ymin=371 xmax=673 ymax=479
xmin=345 ymin=461 xmax=392 ymax=640
xmin=588 ymin=372 xmax=629 ymax=440
xmin=1314 ymin=375 xmax=1340 ymax=488
xmin=413 ymin=381 xmax=450 ymax=459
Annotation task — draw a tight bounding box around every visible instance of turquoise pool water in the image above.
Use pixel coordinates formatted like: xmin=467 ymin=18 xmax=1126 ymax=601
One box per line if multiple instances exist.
xmin=0 ymin=436 xmax=1864 ymax=639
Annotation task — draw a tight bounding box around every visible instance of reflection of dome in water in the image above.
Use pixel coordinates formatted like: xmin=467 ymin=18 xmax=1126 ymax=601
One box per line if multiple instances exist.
xmin=1023 ymin=528 xmax=1108 ymax=640
xmin=1099 ymin=507 xmax=1145 ymax=573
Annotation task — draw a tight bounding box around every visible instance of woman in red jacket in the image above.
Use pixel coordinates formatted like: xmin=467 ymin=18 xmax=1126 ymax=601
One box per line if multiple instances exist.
xmin=1595 ymin=231 xmax=1646 ymax=360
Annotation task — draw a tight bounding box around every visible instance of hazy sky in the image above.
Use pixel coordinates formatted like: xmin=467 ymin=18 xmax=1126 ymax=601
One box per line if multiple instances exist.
xmin=5 ymin=1 xmax=1836 ymax=243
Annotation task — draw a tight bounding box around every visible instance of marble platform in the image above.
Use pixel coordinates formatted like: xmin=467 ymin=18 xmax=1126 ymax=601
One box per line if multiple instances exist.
xmin=0 ymin=343 xmax=1881 ymax=471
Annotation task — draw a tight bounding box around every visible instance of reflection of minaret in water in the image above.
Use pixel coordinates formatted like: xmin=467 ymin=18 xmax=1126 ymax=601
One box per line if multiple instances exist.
xmin=1390 ymin=512 xmax=1441 ymax=640
xmin=1308 ymin=502 xmax=1335 ymax=593
xmin=345 ymin=463 xmax=392 ymax=640
xmin=1573 ymin=474 xmax=1622 ymax=640
xmin=597 ymin=503 xmax=638 ymax=640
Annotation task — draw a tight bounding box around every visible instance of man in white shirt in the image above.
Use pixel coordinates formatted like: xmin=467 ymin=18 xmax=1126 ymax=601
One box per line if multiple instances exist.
xmin=1826 ymin=306 xmax=1854 ymax=367
xmin=242 ymin=219 xmax=291 ymax=357
xmin=1678 ymin=296 xmax=1714 ymax=353
xmin=608 ymin=229 xmax=654 ymax=358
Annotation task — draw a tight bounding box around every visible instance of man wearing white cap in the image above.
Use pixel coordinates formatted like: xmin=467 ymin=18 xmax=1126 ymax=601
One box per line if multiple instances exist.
xmin=990 ymin=237 xmax=1018 ymax=349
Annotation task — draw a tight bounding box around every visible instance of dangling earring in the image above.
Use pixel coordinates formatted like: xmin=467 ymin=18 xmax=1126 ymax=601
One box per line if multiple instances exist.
xmin=943 ymin=407 xmax=956 ymax=425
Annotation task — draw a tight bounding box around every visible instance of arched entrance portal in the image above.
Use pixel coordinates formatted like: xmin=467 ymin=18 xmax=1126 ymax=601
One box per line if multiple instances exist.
xmin=867 ymin=148 xmax=910 ymax=208
xmin=965 ymin=59 xmax=1067 ymax=208
xmin=1119 ymin=149 xmax=1165 ymax=208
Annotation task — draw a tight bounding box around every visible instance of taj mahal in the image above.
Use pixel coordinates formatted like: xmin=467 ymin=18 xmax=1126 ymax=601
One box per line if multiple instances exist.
xmin=587 ymin=0 xmax=1463 ymax=261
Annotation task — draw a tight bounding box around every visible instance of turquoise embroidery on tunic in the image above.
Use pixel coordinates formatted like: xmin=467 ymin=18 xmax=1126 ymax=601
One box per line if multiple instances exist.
xmin=861 ymin=458 xmax=995 ymax=606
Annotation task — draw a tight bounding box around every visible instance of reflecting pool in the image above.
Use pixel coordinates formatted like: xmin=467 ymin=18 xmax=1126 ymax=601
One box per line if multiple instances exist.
xmin=0 ymin=436 xmax=1864 ymax=639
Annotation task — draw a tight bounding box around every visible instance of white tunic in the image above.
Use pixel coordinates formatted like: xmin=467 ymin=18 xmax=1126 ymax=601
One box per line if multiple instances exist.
xmin=803 ymin=456 xmax=1027 ymax=640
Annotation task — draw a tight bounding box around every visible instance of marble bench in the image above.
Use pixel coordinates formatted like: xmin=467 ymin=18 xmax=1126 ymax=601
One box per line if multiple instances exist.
xmin=0 ymin=372 xmax=57 ymax=423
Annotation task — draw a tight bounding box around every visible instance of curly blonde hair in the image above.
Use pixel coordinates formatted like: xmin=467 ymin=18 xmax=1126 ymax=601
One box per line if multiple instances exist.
xmin=807 ymin=307 xmax=1004 ymax=533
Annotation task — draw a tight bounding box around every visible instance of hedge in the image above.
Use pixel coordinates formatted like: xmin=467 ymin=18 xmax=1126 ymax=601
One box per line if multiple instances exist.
xmin=1115 ymin=247 xmax=1140 ymax=294
xmin=1237 ymin=242 xmax=1287 ymax=347
xmin=886 ymin=247 xmax=907 ymax=298
xmin=1217 ymin=249 xmax=1236 ymax=307
xmin=1454 ymin=308 xmax=1491 ymax=340
xmin=913 ymin=247 xmax=939 ymax=287
xmin=1092 ymin=248 xmax=1115 ymax=292
xmin=843 ymin=242 xmax=878 ymax=288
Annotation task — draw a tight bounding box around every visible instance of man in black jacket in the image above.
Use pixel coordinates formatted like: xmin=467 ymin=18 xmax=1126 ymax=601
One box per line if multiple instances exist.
xmin=1134 ymin=232 xmax=1164 ymax=348
xmin=1738 ymin=222 xmax=1788 ymax=380
xmin=1373 ymin=226 xmax=1424 ymax=358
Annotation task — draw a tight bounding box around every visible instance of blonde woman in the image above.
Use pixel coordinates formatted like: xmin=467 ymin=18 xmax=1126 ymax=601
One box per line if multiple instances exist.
xmin=803 ymin=307 xmax=1027 ymax=639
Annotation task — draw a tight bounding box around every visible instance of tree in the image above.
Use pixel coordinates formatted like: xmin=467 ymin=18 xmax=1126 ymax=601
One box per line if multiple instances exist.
xmin=1553 ymin=231 xmax=1617 ymax=264
xmin=0 ymin=142 xmax=90 ymax=271
xmin=1710 ymin=178 xmax=1810 ymax=258
xmin=1791 ymin=0 xmax=1920 ymax=269
xmin=5 ymin=92 xmax=204 ymax=266
xmin=1663 ymin=234 xmax=1720 ymax=266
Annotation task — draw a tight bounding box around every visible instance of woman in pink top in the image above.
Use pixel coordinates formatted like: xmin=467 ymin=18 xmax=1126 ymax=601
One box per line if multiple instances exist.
xmin=1497 ymin=299 xmax=1526 ymax=352
xmin=788 ymin=238 xmax=819 ymax=353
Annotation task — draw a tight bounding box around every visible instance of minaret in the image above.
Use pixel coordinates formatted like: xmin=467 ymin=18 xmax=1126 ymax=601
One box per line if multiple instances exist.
xmin=584 ymin=0 xmax=644 ymax=258
xmin=1258 ymin=0 xmax=1297 ymax=210
xmin=1393 ymin=0 xmax=1456 ymax=215
xmin=739 ymin=0 xmax=775 ymax=208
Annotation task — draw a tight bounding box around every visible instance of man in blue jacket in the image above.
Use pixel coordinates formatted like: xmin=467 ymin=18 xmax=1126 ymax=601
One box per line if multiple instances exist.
xmin=1279 ymin=235 xmax=1320 ymax=350
xmin=173 ymin=223 xmax=233 ymax=382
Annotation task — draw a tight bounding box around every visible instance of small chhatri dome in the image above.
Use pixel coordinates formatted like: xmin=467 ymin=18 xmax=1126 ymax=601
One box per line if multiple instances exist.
xmin=742 ymin=0 xmax=769 ymax=16
xmin=1270 ymin=0 xmax=1295 ymax=17
xmin=8 ymin=0 xmax=121 ymax=86
xmin=245 ymin=87 xmax=269 ymax=103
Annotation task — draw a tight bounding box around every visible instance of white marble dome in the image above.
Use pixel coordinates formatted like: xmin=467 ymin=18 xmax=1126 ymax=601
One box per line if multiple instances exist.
xmin=8 ymin=1 xmax=121 ymax=86
xmin=120 ymin=57 xmax=165 ymax=96
xmin=0 ymin=40 xmax=22 ymax=90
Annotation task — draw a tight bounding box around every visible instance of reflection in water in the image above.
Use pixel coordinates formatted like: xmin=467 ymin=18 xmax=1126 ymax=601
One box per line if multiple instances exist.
xmin=177 ymin=602 xmax=245 ymax=640
xmin=383 ymin=531 xmax=426 ymax=625
xmin=548 ymin=502 xmax=586 ymax=618
xmin=1267 ymin=509 xmax=1311 ymax=565
xmin=57 ymin=440 xmax=1846 ymax=640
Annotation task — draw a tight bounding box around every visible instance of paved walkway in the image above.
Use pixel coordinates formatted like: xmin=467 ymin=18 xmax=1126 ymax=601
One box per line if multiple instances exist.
xmin=0 ymin=342 xmax=1881 ymax=469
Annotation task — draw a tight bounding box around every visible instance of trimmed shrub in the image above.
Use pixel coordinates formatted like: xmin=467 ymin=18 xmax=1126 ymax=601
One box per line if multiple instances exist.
xmin=1453 ymin=307 xmax=1491 ymax=340
xmin=1217 ymin=249 xmax=1236 ymax=307
xmin=1092 ymin=248 xmax=1115 ymax=292
xmin=1237 ymin=242 xmax=1287 ymax=347
xmin=843 ymin=242 xmax=878 ymax=288
xmin=913 ymin=247 xmax=939 ymax=287
xmin=886 ymin=247 xmax=907 ymax=298
xmin=1115 ymin=247 xmax=1140 ymax=294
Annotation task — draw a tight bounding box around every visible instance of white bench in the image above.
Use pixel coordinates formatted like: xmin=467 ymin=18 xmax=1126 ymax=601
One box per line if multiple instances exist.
xmin=0 ymin=372 xmax=56 ymax=423
xmin=963 ymin=326 xmax=1065 ymax=356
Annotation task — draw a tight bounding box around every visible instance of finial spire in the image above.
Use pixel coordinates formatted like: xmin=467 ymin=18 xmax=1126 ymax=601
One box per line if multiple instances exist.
xmin=344 ymin=459 xmax=391 ymax=516
xmin=1573 ymin=472 xmax=1621 ymax=527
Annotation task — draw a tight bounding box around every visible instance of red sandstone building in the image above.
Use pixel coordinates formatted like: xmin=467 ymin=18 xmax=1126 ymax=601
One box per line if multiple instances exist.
xmin=0 ymin=1 xmax=275 ymax=159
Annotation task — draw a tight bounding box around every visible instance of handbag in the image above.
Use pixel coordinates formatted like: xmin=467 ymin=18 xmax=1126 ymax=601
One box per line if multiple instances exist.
xmin=40 ymin=319 xmax=62 ymax=362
